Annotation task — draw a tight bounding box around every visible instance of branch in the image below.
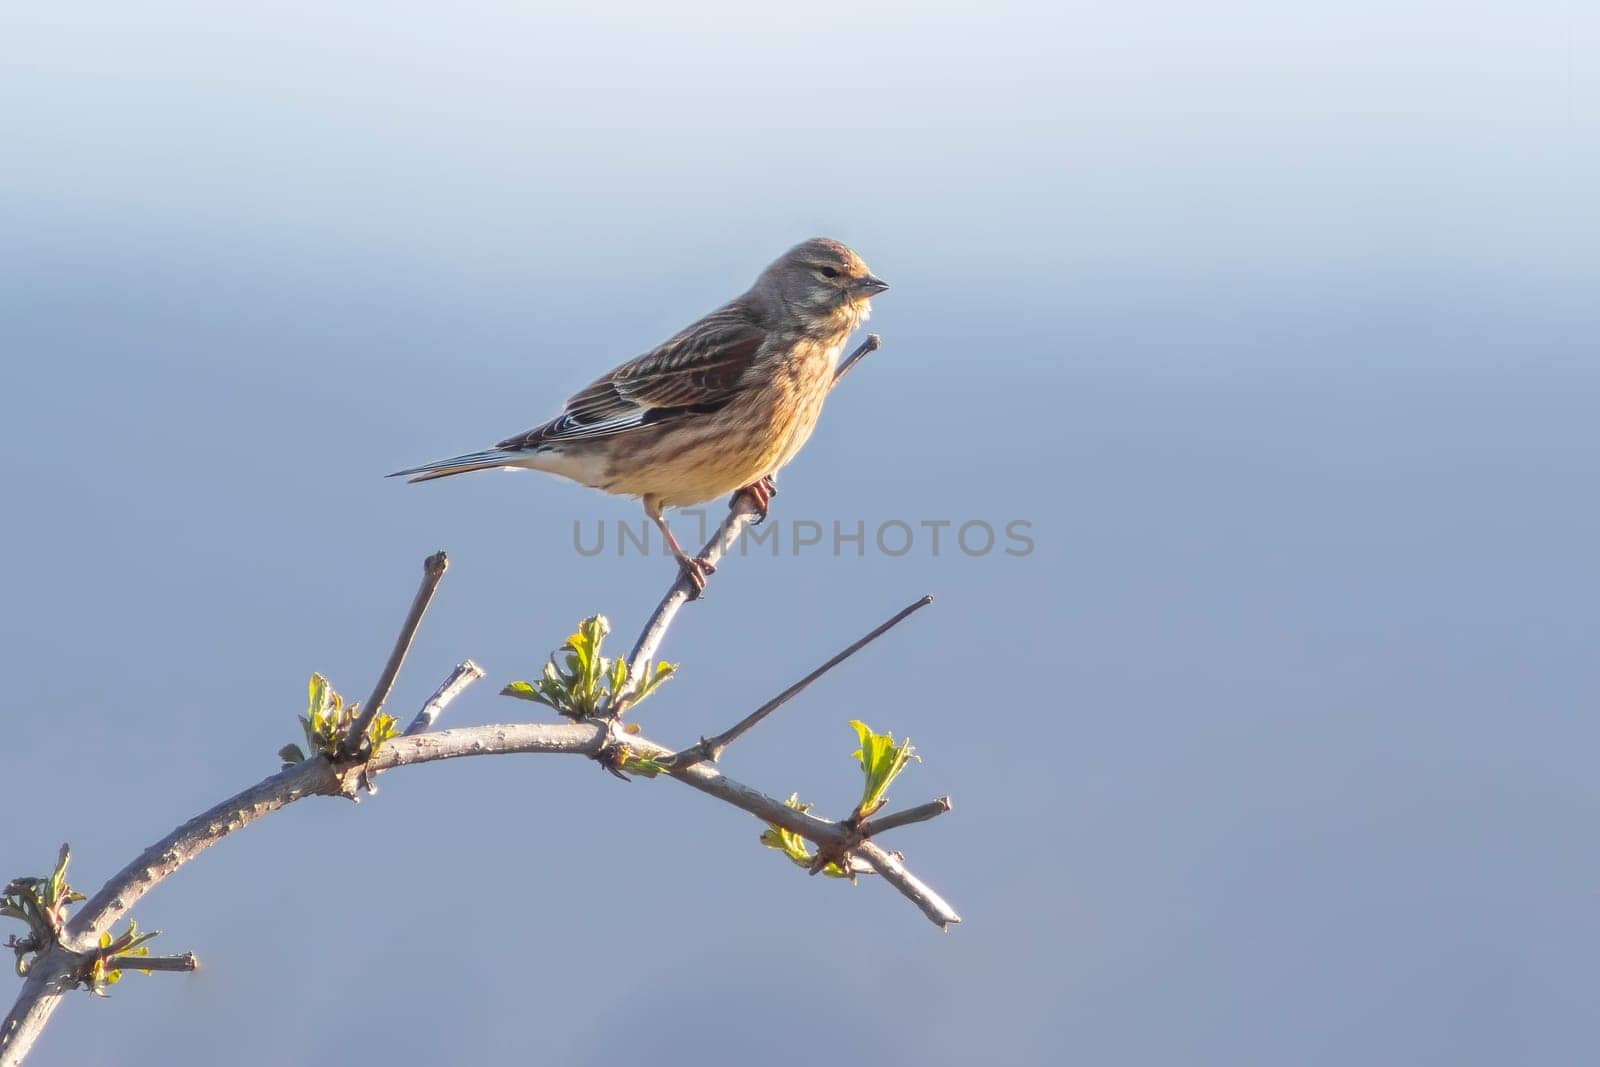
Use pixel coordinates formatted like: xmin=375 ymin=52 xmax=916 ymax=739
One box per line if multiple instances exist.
xmin=65 ymin=762 xmax=342 ymax=945
xmin=405 ymin=660 xmax=484 ymax=735
xmin=364 ymin=725 xmax=955 ymax=922
xmin=607 ymin=733 xmax=959 ymax=930
xmin=857 ymin=797 xmax=953 ymax=839
xmin=0 ymin=969 xmax=63 ymax=1067
xmin=34 ymin=716 xmax=949 ymax=948
xmin=347 ymin=550 xmax=449 ymax=747
xmin=672 ymin=594 xmax=934 ymax=766
xmin=831 ymin=332 xmax=881 ymax=389
xmin=856 ymin=843 xmax=961 ymax=930
xmin=618 ymin=499 xmax=759 ymax=711
xmin=105 ymin=953 xmax=197 ymax=975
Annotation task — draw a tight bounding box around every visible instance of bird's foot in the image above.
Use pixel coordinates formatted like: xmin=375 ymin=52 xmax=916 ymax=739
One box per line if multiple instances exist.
xmin=732 ymin=475 xmax=778 ymax=523
xmin=680 ymin=555 xmax=717 ymax=599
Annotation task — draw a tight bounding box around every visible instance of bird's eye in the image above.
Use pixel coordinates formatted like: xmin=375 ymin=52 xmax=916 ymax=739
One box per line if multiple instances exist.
xmin=817 ymin=266 xmax=840 ymax=279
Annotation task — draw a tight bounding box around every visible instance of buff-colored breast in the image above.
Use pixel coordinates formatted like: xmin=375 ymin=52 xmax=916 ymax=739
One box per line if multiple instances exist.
xmin=587 ymin=332 xmax=846 ymax=509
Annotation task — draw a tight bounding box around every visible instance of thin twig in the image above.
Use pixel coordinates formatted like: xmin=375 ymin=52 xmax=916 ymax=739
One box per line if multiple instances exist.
xmin=106 ymin=953 xmax=197 ymax=975
xmin=857 ymin=842 xmax=962 ymax=930
xmin=347 ymin=551 xmax=449 ymax=747
xmin=616 ymin=496 xmax=760 ymax=713
xmin=405 ymin=660 xmax=485 ymax=735
xmin=857 ymin=797 xmax=952 ymax=839
xmin=672 ymin=594 xmax=934 ymax=766
xmin=830 ymin=333 xmax=882 ymax=390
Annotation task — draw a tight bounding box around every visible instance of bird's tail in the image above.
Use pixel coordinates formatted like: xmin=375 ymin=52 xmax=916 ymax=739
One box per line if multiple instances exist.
xmin=387 ymin=449 xmax=529 ymax=483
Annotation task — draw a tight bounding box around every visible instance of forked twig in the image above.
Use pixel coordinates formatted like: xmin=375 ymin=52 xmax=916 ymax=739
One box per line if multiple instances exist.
xmin=405 ymin=660 xmax=484 ymax=735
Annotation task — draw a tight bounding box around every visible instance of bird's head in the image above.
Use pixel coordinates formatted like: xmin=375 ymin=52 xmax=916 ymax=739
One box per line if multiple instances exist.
xmin=756 ymin=237 xmax=888 ymax=330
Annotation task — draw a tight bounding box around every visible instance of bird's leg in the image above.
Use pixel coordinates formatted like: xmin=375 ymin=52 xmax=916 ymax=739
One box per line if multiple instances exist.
xmin=646 ymin=501 xmax=715 ymax=599
xmin=732 ymin=474 xmax=778 ymax=523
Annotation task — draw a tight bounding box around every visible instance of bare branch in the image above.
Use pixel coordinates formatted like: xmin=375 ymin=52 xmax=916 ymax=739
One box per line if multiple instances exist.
xmin=857 ymin=797 xmax=953 ymax=839
xmin=65 ymin=761 xmax=342 ymax=945
xmin=672 ymin=594 xmax=934 ymax=766
xmin=1 ymin=968 xmax=66 ymax=1067
xmin=347 ymin=551 xmax=449 ymax=747
xmin=105 ymin=953 xmax=197 ymax=975
xmin=617 ymin=500 xmax=758 ymax=712
xmin=857 ymin=842 xmax=962 ymax=931
xmin=830 ymin=333 xmax=882 ymax=390
xmin=405 ymin=660 xmax=485 ymax=735
xmin=372 ymin=722 xmax=602 ymax=769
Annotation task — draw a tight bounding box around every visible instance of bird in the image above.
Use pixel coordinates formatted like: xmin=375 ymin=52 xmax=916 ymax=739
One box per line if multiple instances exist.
xmin=389 ymin=237 xmax=888 ymax=597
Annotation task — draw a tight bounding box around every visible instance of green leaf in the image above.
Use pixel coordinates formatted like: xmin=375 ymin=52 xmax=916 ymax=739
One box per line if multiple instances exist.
xmin=297 ymin=673 xmax=367 ymax=759
xmin=365 ymin=712 xmax=399 ymax=757
xmin=849 ymin=720 xmax=920 ymax=821
xmin=47 ymin=845 xmax=70 ymax=908
xmin=501 ymin=614 xmax=681 ymax=720
xmin=634 ymin=661 xmax=677 ymax=705
xmin=308 ymin=673 xmax=330 ymax=720
xmin=278 ymin=744 xmax=306 ymax=766
xmin=617 ymin=752 xmax=668 ymax=778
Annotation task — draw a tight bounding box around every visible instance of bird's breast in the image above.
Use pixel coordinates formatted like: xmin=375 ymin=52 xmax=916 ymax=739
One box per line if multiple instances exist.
xmin=763 ymin=331 xmax=849 ymax=471
xmin=578 ymin=330 xmax=851 ymax=509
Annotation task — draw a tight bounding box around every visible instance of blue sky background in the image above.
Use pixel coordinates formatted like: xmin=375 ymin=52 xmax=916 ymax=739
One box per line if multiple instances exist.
xmin=3 ymin=3 xmax=1597 ymax=1064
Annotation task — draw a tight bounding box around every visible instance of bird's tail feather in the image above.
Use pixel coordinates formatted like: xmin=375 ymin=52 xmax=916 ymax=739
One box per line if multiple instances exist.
xmin=388 ymin=449 xmax=528 ymax=483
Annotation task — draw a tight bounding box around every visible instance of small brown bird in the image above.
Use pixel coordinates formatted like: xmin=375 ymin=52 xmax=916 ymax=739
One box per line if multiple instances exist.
xmin=390 ymin=237 xmax=888 ymax=596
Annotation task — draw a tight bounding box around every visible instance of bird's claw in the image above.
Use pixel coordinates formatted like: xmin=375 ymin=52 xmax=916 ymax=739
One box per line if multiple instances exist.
xmin=732 ymin=476 xmax=778 ymax=523
xmin=681 ymin=555 xmax=716 ymax=599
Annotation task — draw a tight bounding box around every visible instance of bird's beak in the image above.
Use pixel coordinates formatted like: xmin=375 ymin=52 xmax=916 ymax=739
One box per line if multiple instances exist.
xmin=852 ymin=274 xmax=890 ymax=297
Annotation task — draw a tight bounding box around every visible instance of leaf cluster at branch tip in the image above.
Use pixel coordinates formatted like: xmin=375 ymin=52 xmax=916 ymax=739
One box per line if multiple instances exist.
xmin=279 ymin=672 xmax=398 ymax=768
xmin=501 ymin=614 xmax=675 ymax=719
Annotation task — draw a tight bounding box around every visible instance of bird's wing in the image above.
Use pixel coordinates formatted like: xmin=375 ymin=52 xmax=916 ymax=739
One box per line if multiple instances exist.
xmin=497 ymin=303 xmax=768 ymax=449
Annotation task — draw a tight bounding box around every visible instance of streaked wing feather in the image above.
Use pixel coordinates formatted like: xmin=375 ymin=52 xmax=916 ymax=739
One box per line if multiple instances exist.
xmin=498 ymin=302 xmax=767 ymax=450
